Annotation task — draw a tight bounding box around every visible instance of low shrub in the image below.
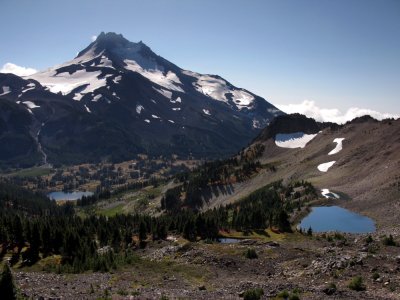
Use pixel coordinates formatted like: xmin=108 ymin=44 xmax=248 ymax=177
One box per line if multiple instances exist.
xmin=348 ymin=276 xmax=366 ymax=291
xmin=243 ymin=288 xmax=264 ymax=300
xmin=244 ymin=248 xmax=258 ymax=259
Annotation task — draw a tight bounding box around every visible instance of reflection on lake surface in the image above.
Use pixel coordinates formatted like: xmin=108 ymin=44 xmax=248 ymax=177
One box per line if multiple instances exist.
xmin=299 ymin=206 xmax=375 ymax=233
xmin=48 ymin=191 xmax=94 ymax=201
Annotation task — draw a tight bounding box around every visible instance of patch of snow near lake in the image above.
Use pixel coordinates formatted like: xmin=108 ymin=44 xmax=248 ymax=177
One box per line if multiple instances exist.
xmin=328 ymin=138 xmax=345 ymax=155
xmin=0 ymin=86 xmax=11 ymax=96
xmin=275 ymin=132 xmax=318 ymax=149
xmin=144 ymin=119 xmax=150 ymax=123
xmin=136 ymin=105 xmax=144 ymax=114
xmin=318 ymin=161 xmax=336 ymax=172
xmin=124 ymin=59 xmax=184 ymax=92
xmin=23 ymin=101 xmax=40 ymax=109
xmin=203 ymin=109 xmax=211 ymax=115
xmin=84 ymin=105 xmax=91 ymax=113
xmin=182 ymin=70 xmax=254 ymax=109
xmin=321 ymin=189 xmax=340 ymax=199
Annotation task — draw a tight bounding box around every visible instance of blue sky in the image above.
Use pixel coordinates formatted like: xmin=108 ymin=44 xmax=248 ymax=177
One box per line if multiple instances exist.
xmin=1 ymin=0 xmax=399 ymax=120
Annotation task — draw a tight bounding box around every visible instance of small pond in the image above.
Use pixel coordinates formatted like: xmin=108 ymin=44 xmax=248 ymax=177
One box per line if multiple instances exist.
xmin=48 ymin=191 xmax=94 ymax=201
xmin=218 ymin=238 xmax=242 ymax=244
xmin=299 ymin=206 xmax=375 ymax=233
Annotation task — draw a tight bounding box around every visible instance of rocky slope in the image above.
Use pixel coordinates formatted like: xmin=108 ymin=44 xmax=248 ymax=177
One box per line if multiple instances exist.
xmin=203 ymin=114 xmax=400 ymax=232
xmin=14 ymin=233 xmax=400 ymax=299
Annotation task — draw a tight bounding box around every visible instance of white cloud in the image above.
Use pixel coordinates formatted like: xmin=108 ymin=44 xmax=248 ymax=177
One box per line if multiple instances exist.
xmin=276 ymin=100 xmax=399 ymax=124
xmin=0 ymin=63 xmax=37 ymax=77
xmin=91 ymin=35 xmax=97 ymax=42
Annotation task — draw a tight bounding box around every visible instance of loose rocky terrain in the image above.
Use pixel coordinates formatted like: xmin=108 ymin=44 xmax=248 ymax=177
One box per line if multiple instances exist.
xmin=14 ymin=232 xmax=400 ymax=299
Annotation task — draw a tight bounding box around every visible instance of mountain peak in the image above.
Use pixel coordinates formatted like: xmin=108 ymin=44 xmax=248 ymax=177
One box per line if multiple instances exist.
xmin=95 ymin=32 xmax=129 ymax=44
xmin=76 ymin=32 xmax=150 ymax=59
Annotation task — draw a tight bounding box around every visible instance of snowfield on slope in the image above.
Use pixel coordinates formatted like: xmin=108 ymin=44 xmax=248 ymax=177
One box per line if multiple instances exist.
xmin=182 ymin=70 xmax=255 ymax=110
xmin=328 ymin=138 xmax=345 ymax=155
xmin=317 ymin=161 xmax=336 ymax=172
xmin=29 ymin=69 xmax=108 ymax=98
xmin=321 ymin=189 xmax=340 ymax=199
xmin=124 ymin=59 xmax=184 ymax=93
xmin=275 ymin=132 xmax=318 ymax=149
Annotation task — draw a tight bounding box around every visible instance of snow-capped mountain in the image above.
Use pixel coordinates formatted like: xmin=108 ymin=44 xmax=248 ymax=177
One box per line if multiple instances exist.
xmin=0 ymin=32 xmax=283 ymax=167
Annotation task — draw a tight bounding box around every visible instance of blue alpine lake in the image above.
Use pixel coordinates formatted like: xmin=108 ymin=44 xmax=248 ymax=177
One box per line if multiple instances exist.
xmin=48 ymin=191 xmax=94 ymax=201
xmin=299 ymin=206 xmax=375 ymax=233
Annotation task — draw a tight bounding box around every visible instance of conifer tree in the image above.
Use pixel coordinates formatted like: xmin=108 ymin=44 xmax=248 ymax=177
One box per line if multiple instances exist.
xmin=0 ymin=264 xmax=16 ymax=300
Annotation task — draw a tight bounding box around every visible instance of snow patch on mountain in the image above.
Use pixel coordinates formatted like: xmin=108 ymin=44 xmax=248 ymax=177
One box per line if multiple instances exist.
xmin=124 ymin=59 xmax=184 ymax=92
xmin=172 ymin=107 xmax=181 ymax=111
xmin=84 ymin=105 xmax=91 ymax=113
xmin=92 ymin=94 xmax=102 ymax=102
xmin=151 ymin=114 xmax=159 ymax=119
xmin=170 ymin=96 xmax=181 ymax=104
xmin=252 ymin=119 xmax=262 ymax=129
xmin=22 ymin=85 xmax=36 ymax=93
xmin=321 ymin=189 xmax=340 ymax=199
xmin=30 ymin=69 xmax=107 ymax=97
xmin=275 ymin=132 xmax=318 ymax=149
xmin=144 ymin=119 xmax=150 ymax=123
xmin=113 ymin=75 xmax=122 ymax=84
xmin=136 ymin=105 xmax=144 ymax=114
xmin=153 ymin=87 xmax=173 ymax=99
xmin=99 ymin=56 xmax=114 ymax=69
xmin=203 ymin=109 xmax=211 ymax=115
xmin=183 ymin=70 xmax=255 ymax=110
xmin=112 ymin=92 xmax=120 ymax=99
xmin=328 ymin=138 xmax=345 ymax=155
xmin=0 ymin=86 xmax=11 ymax=96
xmin=23 ymin=101 xmax=40 ymax=109
xmin=317 ymin=161 xmax=336 ymax=172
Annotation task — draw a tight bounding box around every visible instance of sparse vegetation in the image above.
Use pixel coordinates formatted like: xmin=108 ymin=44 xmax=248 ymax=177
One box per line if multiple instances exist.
xmin=372 ymin=272 xmax=380 ymax=280
xmin=323 ymin=282 xmax=337 ymax=295
xmin=365 ymin=235 xmax=373 ymax=244
xmin=243 ymin=287 xmax=264 ymax=300
xmin=244 ymin=248 xmax=258 ymax=259
xmin=348 ymin=276 xmax=366 ymax=291
xmin=382 ymin=234 xmax=396 ymax=246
